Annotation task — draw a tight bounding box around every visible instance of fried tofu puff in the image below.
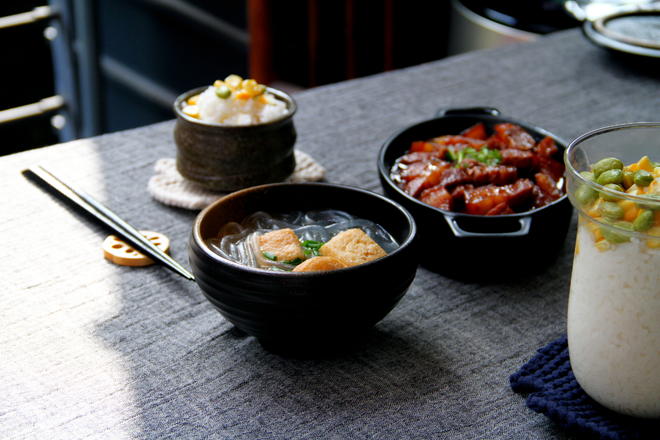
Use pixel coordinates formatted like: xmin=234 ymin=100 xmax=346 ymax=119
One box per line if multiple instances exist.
xmin=258 ymin=228 xmax=305 ymax=262
xmin=292 ymin=256 xmax=347 ymax=272
xmin=319 ymin=228 xmax=387 ymax=266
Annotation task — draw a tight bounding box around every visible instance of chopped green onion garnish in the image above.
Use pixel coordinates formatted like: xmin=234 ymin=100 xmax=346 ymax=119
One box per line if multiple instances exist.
xmin=449 ymin=146 xmax=501 ymax=167
xmin=262 ymin=251 xmax=277 ymax=261
xmin=301 ymin=240 xmax=324 ymax=257
xmin=302 ymin=240 xmax=323 ymax=249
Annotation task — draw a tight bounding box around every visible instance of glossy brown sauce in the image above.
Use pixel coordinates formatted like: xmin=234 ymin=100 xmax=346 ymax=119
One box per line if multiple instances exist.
xmin=390 ymin=123 xmax=566 ymax=215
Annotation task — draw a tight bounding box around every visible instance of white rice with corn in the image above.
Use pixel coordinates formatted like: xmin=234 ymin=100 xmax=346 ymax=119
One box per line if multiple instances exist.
xmin=182 ymin=75 xmax=289 ymax=126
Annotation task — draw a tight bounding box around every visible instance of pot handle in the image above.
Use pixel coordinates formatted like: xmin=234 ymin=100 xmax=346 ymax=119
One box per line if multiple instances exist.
xmin=444 ymin=215 xmax=532 ymax=238
xmin=435 ymin=107 xmax=501 ymax=118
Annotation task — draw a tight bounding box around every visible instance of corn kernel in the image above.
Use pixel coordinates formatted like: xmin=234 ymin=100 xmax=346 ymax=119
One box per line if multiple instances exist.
xmin=213 ymin=80 xmax=224 ymax=88
xmin=637 ymin=156 xmax=654 ymax=172
xmin=225 ymin=74 xmax=243 ymax=89
xmin=619 ymin=200 xmax=639 ymax=222
xmin=587 ymin=199 xmax=604 ymax=218
xmin=182 ymin=105 xmax=199 ymax=117
xmin=187 ymin=94 xmax=199 ymax=105
xmin=624 ymin=209 xmax=639 ymax=223
xmin=593 ymin=227 xmax=604 ymax=242
xmin=241 ymin=78 xmax=258 ymax=91
xmin=235 ymin=91 xmax=251 ymax=100
xmin=618 ymin=199 xmax=635 ymax=210
xmin=585 ymin=220 xmax=603 ymax=242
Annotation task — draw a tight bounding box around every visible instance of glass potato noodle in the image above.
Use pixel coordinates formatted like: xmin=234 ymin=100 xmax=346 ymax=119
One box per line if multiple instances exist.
xmin=207 ymin=210 xmax=399 ymax=273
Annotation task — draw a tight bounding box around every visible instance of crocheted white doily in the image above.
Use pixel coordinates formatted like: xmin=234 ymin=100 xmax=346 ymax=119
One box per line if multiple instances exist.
xmin=148 ymin=150 xmax=325 ymax=210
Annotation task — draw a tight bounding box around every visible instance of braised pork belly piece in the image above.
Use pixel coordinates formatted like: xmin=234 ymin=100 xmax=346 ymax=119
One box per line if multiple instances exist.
xmin=390 ymin=123 xmax=565 ymax=215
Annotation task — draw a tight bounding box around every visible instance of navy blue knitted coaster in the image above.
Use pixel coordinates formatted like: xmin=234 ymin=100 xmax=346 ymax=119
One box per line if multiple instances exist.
xmin=510 ymin=336 xmax=659 ymax=440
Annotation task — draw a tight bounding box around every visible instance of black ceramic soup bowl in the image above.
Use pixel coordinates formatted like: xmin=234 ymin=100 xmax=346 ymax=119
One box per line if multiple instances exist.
xmin=189 ymin=182 xmax=418 ymax=352
xmin=378 ymin=107 xmax=573 ymax=279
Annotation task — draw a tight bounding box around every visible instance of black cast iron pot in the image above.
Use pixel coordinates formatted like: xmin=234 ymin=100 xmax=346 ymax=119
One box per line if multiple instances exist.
xmin=378 ymin=107 xmax=573 ymax=280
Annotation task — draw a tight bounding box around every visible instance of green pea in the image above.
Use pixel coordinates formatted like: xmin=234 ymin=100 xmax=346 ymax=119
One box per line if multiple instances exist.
xmin=575 ymin=184 xmax=598 ymax=206
xmin=580 ymin=171 xmax=595 ymax=182
xmin=597 ymin=169 xmax=623 ymax=186
xmin=622 ymin=170 xmax=634 ymax=189
xmin=599 ymin=201 xmax=624 ymax=220
xmin=633 ymin=169 xmax=654 ymax=187
xmin=599 ymin=183 xmax=625 ymax=202
xmin=215 ymin=85 xmax=232 ymax=99
xmin=592 ymin=157 xmax=624 ymax=177
xmin=633 ymin=210 xmax=654 ymax=232
xmin=600 ymin=221 xmax=632 ymax=244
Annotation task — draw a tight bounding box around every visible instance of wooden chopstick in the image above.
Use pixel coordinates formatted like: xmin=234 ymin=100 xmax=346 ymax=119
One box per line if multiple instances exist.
xmin=23 ymin=165 xmax=195 ymax=281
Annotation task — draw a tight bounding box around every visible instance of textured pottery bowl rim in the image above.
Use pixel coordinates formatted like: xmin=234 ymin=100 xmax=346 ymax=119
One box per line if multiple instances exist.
xmin=173 ymin=85 xmax=297 ymax=128
xmin=191 ymin=182 xmax=417 ymax=278
xmin=377 ymin=112 xmax=570 ymax=220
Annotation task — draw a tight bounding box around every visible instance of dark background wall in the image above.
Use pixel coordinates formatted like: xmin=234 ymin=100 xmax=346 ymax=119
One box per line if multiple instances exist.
xmin=0 ymin=1 xmax=574 ymax=156
xmin=96 ymin=0 xmax=249 ymax=133
xmin=0 ymin=0 xmax=59 ymax=154
xmin=0 ymin=1 xmax=455 ymax=155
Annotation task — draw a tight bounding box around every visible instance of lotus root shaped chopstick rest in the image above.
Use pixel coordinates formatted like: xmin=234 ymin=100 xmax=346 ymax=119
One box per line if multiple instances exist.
xmin=103 ymin=230 xmax=170 ymax=266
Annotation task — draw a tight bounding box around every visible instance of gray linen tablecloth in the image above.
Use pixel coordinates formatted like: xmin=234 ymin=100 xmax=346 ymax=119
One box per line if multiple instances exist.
xmin=1 ymin=29 xmax=658 ymax=439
